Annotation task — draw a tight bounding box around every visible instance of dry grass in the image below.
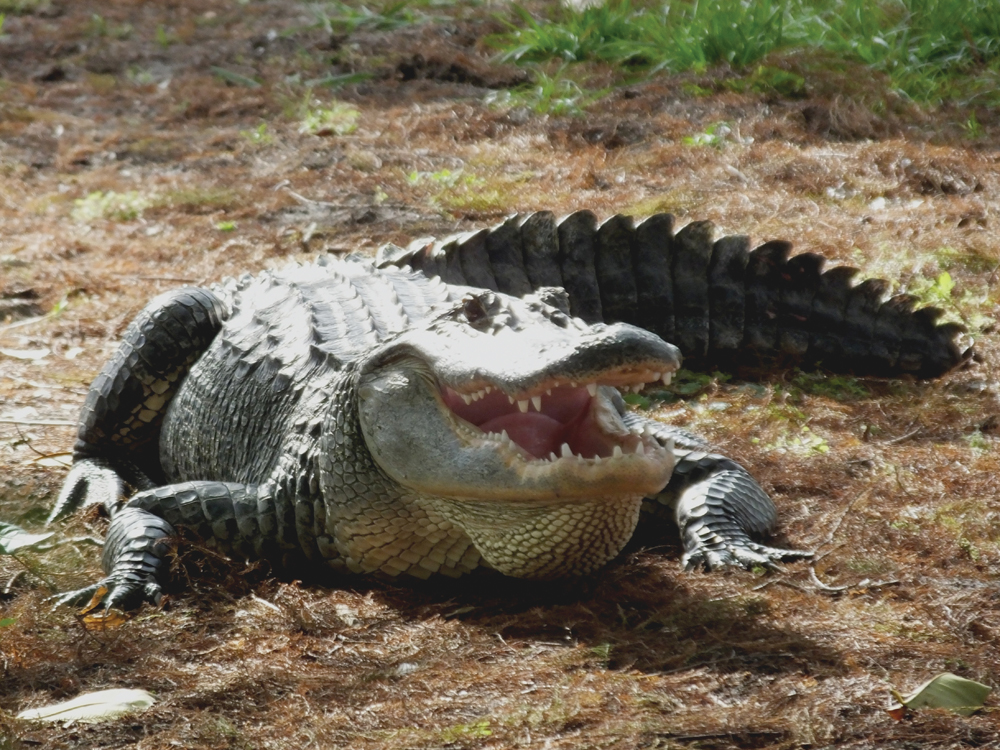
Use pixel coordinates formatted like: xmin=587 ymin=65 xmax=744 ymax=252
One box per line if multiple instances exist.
xmin=2 ymin=1 xmax=1000 ymax=748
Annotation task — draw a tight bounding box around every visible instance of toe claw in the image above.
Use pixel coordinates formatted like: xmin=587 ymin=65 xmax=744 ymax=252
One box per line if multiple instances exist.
xmin=49 ymin=573 xmax=160 ymax=614
xmin=682 ymin=536 xmax=813 ymax=573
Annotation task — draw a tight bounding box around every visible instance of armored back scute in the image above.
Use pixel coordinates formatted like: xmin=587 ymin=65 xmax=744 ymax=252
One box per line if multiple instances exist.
xmin=379 ymin=212 xmax=970 ymax=378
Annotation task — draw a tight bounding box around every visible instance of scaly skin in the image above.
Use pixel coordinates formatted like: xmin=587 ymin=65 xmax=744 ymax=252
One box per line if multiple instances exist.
xmin=52 ymin=207 xmax=972 ymax=613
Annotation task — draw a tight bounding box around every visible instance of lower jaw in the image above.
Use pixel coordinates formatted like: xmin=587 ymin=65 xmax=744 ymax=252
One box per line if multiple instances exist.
xmin=427 ymin=493 xmax=645 ymax=579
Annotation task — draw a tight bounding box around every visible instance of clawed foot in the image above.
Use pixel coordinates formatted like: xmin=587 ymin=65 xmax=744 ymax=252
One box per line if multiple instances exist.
xmin=682 ymin=538 xmax=813 ymax=572
xmin=47 ymin=458 xmax=127 ymax=525
xmin=47 ymin=457 xmax=156 ymax=525
xmin=49 ymin=572 xmax=163 ymax=615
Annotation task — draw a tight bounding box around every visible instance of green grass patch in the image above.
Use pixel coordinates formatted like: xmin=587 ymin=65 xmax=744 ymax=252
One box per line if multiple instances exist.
xmin=906 ymin=270 xmax=995 ymax=337
xmin=406 ymin=167 xmax=529 ymax=216
xmin=0 ymin=0 xmax=52 ymax=14
xmin=297 ymin=98 xmax=360 ymax=136
xmin=494 ymin=0 xmax=791 ymax=71
xmin=310 ymin=0 xmax=423 ymax=35
xmin=159 ymin=187 xmax=240 ymax=213
xmin=790 ymin=370 xmax=871 ymax=401
xmin=485 ymin=66 xmax=609 ymax=116
xmin=71 ymin=188 xmax=240 ymax=222
xmin=491 ymin=0 xmax=1000 ymax=106
xmin=155 ymin=24 xmax=178 ymax=48
xmin=725 ymin=64 xmax=807 ymax=98
xmin=240 ymin=123 xmax=274 ymax=145
xmin=87 ymin=13 xmax=133 ymax=40
xmin=302 ymin=0 xmax=474 ymax=36
xmin=71 ymin=190 xmax=150 ymax=222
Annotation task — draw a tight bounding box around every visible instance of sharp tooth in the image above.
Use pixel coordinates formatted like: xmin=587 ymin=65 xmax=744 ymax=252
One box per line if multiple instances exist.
xmin=501 ymin=430 xmax=509 ymax=443
xmin=651 ymin=372 xmax=661 ymax=382
xmin=570 ymin=381 xmax=577 ymax=388
xmin=662 ymin=372 xmax=672 ymax=385
xmin=549 ymin=452 xmax=558 ymax=461
xmin=560 ymin=443 xmax=573 ymax=458
xmin=461 ymin=393 xmax=472 ymax=405
xmin=508 ymin=395 xmax=515 ymax=405
xmin=587 ymin=383 xmax=597 ymax=397
xmin=518 ymin=399 xmax=529 ymax=413
xmin=612 ymin=445 xmax=623 ymax=458
xmin=546 ymin=388 xmax=552 ymax=396
xmin=531 ymin=395 xmax=542 ymax=411
xmin=635 ymin=441 xmax=645 ymax=456
xmin=593 ymin=455 xmax=601 ymax=464
xmin=485 ymin=386 xmax=492 ymax=395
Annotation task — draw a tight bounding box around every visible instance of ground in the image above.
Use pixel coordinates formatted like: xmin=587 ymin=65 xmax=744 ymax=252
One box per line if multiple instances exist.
xmin=1 ymin=1 xmax=1000 ymax=748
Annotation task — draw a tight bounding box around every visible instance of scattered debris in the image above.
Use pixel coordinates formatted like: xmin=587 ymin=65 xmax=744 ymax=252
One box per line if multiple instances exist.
xmin=17 ymin=688 xmax=156 ymax=724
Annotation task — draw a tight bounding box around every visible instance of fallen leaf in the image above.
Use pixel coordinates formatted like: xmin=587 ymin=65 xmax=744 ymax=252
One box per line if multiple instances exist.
xmin=886 ymin=704 xmax=907 ymax=722
xmin=17 ymin=688 xmax=155 ymax=724
xmin=0 ymin=522 xmax=54 ymax=554
xmin=0 ymin=347 xmax=51 ymax=360
xmin=82 ymin=610 xmax=131 ymax=630
xmin=889 ymin=672 xmax=991 ymax=717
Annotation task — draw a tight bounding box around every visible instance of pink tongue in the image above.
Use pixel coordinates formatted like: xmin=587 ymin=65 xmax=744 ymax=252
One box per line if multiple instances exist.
xmin=480 ymin=413 xmax=565 ymax=459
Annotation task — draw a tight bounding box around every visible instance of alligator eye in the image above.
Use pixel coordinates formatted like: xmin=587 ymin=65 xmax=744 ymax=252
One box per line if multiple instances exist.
xmin=462 ymin=295 xmax=489 ymax=325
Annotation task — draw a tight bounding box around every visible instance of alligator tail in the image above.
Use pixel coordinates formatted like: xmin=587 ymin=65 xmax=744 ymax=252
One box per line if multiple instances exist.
xmin=377 ymin=211 xmax=970 ymax=378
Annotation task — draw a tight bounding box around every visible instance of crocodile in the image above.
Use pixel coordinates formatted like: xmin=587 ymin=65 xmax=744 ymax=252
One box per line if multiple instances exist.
xmin=48 ymin=211 xmax=969 ymax=612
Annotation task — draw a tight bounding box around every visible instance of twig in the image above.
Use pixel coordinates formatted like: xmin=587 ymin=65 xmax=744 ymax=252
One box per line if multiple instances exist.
xmin=0 ymin=311 xmax=57 ymax=339
xmin=48 ymin=536 xmax=105 ymax=548
xmin=808 ymin=567 xmax=852 ymax=593
xmin=9 ymin=421 xmax=70 ymax=459
xmin=818 ymin=486 xmax=872 ymax=548
xmin=280 ymin=186 xmax=353 ymax=210
xmin=808 ymin=566 xmax=900 ymax=595
xmin=883 ymin=427 xmax=922 ymax=445
xmin=494 ymin=633 xmax=517 ymax=653
xmin=251 ymin=593 xmax=282 ymax=615
xmin=4 ymin=570 xmax=25 ymax=594
xmin=277 ymin=184 xmax=411 ymax=212
xmin=130 ymin=276 xmax=200 ymax=283
xmin=809 ymin=545 xmax=843 ymax=565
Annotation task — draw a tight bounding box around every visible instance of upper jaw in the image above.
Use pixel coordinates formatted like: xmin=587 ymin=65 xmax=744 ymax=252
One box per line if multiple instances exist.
xmin=356 ymin=358 xmax=678 ymax=503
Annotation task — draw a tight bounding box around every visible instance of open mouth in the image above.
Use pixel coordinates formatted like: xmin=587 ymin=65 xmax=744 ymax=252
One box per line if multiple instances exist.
xmin=441 ymin=369 xmax=674 ymax=463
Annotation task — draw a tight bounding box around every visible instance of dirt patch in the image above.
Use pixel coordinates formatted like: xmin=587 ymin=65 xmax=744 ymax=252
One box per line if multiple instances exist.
xmin=2 ymin=1 xmax=1000 ymax=748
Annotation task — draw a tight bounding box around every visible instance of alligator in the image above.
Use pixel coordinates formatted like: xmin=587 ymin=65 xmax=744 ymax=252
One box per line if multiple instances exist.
xmin=48 ymin=210 xmax=969 ymax=613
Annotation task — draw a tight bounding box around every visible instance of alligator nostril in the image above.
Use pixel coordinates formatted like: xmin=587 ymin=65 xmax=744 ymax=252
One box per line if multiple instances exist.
xmin=462 ymin=295 xmax=489 ymax=325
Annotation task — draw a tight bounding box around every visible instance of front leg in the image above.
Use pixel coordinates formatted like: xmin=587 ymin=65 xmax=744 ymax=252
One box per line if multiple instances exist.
xmin=52 ymin=480 xmax=304 ymax=613
xmin=627 ymin=415 xmax=812 ymax=570
xmin=51 ymin=506 xmax=174 ymax=612
xmin=48 ymin=287 xmax=227 ymax=525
